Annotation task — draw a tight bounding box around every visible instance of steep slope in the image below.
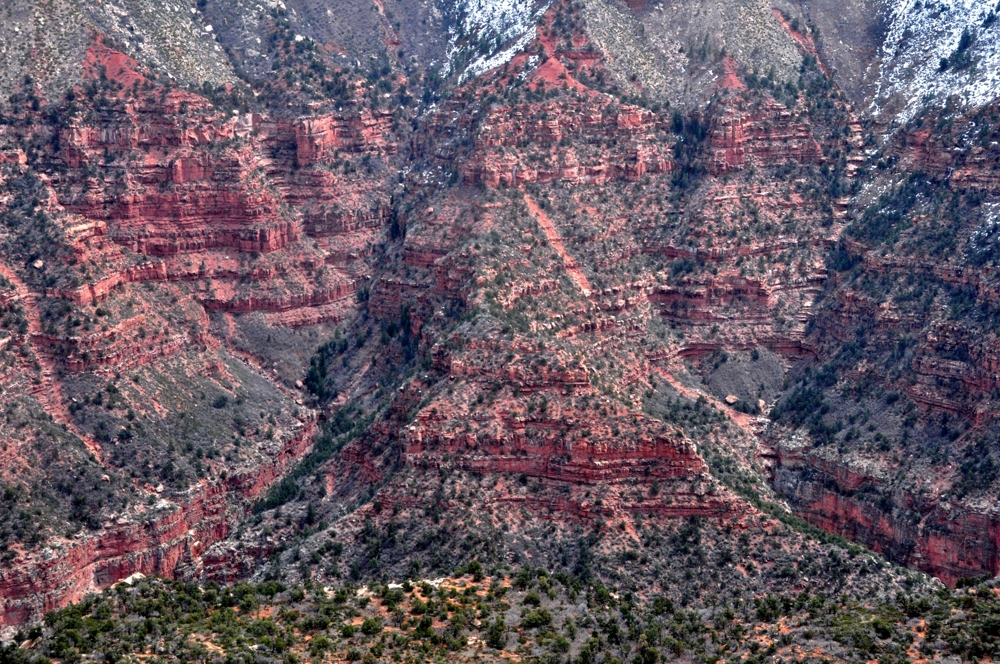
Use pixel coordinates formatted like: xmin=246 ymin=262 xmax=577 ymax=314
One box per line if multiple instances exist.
xmin=872 ymin=0 xmax=1000 ymax=123
xmin=767 ymin=98 xmax=1000 ymax=585
xmin=1 ymin=0 xmax=1000 ymax=635
xmin=222 ymin=0 xmax=933 ymax=631
xmin=0 ymin=29 xmax=407 ymax=624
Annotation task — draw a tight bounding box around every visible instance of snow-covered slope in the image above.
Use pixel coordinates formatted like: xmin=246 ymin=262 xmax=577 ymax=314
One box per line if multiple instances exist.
xmin=873 ymin=0 xmax=1000 ymax=123
xmin=442 ymin=0 xmax=549 ymax=81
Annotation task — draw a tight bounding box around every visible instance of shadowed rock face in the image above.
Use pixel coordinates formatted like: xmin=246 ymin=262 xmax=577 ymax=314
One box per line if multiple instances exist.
xmin=789 ymin=0 xmax=889 ymax=107
xmin=763 ymin=98 xmax=1000 ymax=587
xmin=0 ymin=0 xmax=999 ymax=630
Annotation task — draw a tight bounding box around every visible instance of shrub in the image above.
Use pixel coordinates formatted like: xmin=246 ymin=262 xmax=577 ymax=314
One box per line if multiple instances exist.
xmin=465 ymin=559 xmax=484 ymax=582
xmin=485 ymin=617 xmax=506 ymax=648
xmin=361 ymin=617 xmax=382 ymax=635
xmin=520 ymin=608 xmax=552 ymax=629
xmin=414 ymin=615 xmax=434 ymax=639
xmin=310 ymin=636 xmax=331 ymax=656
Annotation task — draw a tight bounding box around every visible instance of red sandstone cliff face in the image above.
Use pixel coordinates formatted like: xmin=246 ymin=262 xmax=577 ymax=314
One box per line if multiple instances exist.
xmin=325 ymin=338 xmax=744 ymax=529
xmin=314 ymin=32 xmax=853 ymax=550
xmin=311 ymin=15 xmax=868 ymax=546
xmin=0 ymin=15 xmax=891 ymax=622
xmin=4 ymin=0 xmax=1000 ymax=623
xmin=772 ymin=437 xmax=1000 ymax=587
xmin=639 ymin=91 xmax=859 ymax=355
xmin=0 ymin=37 xmax=399 ymax=373
xmin=0 ymin=422 xmax=316 ymax=626
xmin=0 ymin=36 xmax=405 ymax=624
xmin=294 ymin=110 xmax=397 ymax=166
xmin=762 ymin=100 xmax=1000 ymax=586
xmin=458 ymin=100 xmax=672 ymax=189
xmin=706 ymin=95 xmax=825 ymax=174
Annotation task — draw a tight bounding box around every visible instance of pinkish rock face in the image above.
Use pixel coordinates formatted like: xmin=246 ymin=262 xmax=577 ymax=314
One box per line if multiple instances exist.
xmin=1 ymin=0 xmax=1000 ymax=627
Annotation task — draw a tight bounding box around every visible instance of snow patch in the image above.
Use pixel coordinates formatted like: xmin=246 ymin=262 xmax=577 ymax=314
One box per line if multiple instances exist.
xmin=461 ymin=28 xmax=538 ymax=81
xmin=968 ymin=202 xmax=1000 ymax=264
xmin=441 ymin=0 xmax=551 ymax=81
xmin=873 ymin=0 xmax=1000 ymax=123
